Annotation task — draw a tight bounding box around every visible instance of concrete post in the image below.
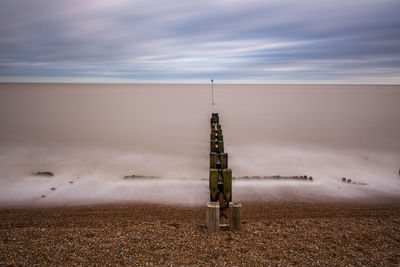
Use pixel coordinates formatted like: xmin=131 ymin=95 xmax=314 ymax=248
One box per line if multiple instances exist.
xmin=229 ymin=202 xmax=242 ymax=230
xmin=207 ymin=202 xmax=220 ymax=232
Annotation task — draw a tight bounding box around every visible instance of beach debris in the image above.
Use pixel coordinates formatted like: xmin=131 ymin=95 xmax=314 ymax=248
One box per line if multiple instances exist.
xmin=232 ymin=175 xmax=313 ymax=181
xmin=51 ymin=187 xmax=56 ymax=191
xmin=123 ymin=174 xmax=159 ymax=179
xmin=124 ymin=174 xmax=138 ymax=179
xmin=342 ymin=177 xmax=368 ymax=186
xmin=353 ymin=182 xmax=368 ymax=186
xmin=32 ymin=171 xmax=54 ymax=177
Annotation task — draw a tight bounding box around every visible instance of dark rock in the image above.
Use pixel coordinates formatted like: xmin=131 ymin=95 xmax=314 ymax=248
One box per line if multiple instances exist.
xmin=84 ymin=233 xmax=95 ymax=238
xmin=69 ymin=181 xmax=74 ymax=184
xmin=347 ymin=179 xmax=352 ymax=184
xmin=308 ymin=176 xmax=313 ymax=181
xmin=169 ymin=223 xmax=180 ymax=229
xmin=342 ymin=177 xmax=347 ymax=183
xmin=33 ymin=171 xmax=54 ymax=177
xmin=51 ymin=187 xmax=56 ymax=191
xmin=41 ymin=195 xmax=46 ymax=198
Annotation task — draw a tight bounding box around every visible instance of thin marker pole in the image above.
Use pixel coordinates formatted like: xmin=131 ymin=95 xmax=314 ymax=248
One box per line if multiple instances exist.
xmin=211 ymin=79 xmax=215 ymax=105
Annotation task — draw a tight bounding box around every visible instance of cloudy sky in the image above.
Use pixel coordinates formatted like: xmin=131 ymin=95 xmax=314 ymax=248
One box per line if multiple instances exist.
xmin=0 ymin=0 xmax=399 ymax=84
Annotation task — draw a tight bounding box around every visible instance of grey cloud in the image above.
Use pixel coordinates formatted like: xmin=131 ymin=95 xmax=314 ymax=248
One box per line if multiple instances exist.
xmin=0 ymin=0 xmax=399 ymax=83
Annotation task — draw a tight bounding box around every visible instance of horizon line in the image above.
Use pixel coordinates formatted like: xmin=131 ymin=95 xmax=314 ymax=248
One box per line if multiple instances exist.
xmin=1 ymin=81 xmax=399 ymax=86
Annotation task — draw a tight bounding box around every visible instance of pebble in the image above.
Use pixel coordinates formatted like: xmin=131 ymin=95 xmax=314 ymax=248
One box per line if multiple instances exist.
xmin=0 ymin=202 xmax=399 ymax=266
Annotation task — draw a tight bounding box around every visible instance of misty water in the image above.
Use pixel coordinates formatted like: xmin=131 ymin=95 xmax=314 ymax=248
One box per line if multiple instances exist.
xmin=0 ymin=83 xmax=399 ymax=207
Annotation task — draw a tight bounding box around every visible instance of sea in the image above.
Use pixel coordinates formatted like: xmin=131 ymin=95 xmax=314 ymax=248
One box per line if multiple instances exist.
xmin=0 ymin=83 xmax=399 ymax=206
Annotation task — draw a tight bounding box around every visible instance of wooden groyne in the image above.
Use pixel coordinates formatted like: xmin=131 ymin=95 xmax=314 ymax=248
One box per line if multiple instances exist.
xmin=207 ymin=113 xmax=241 ymax=232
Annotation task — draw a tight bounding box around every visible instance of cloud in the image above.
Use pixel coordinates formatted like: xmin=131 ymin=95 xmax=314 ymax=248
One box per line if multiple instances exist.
xmin=0 ymin=0 xmax=399 ymax=83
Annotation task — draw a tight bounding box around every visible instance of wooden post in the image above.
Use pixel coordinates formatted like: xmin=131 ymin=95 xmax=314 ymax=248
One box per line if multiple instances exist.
xmin=218 ymin=141 xmax=224 ymax=153
xmin=207 ymin=202 xmax=220 ymax=232
xmin=210 ymin=153 xmax=217 ymax=169
xmin=220 ymin=153 xmax=228 ymax=169
xmin=222 ymin=169 xmax=232 ymax=202
xmin=229 ymin=202 xmax=242 ymax=230
xmin=210 ymin=140 xmax=215 ymax=153
xmin=209 ymin=169 xmax=219 ymax=201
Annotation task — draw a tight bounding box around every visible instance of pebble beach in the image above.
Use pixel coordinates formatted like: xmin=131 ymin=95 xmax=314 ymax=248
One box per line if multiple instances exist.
xmin=1 ymin=201 xmax=400 ymax=266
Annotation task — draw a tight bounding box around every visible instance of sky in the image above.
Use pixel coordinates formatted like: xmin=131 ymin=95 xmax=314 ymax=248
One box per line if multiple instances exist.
xmin=0 ymin=0 xmax=399 ymax=84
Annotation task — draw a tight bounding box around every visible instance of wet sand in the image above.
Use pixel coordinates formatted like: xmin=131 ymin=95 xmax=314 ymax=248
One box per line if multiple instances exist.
xmin=1 ymin=201 xmax=400 ymax=266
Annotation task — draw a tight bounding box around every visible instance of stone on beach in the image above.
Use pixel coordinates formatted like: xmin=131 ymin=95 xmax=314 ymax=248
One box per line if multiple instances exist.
xmin=32 ymin=171 xmax=54 ymax=177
